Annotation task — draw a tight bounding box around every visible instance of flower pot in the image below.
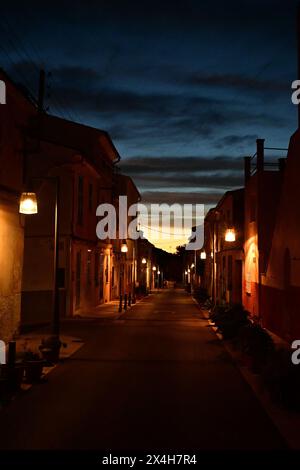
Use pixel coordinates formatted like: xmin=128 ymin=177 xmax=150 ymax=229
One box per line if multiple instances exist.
xmin=25 ymin=360 xmax=44 ymax=383
xmin=39 ymin=336 xmax=62 ymax=364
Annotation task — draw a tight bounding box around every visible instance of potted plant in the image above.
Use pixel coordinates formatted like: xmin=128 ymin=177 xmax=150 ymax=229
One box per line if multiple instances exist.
xmin=22 ymin=350 xmax=44 ymax=383
xmin=237 ymin=323 xmax=274 ymax=374
xmin=39 ymin=336 xmax=62 ymax=364
xmin=0 ymin=362 xmax=24 ymax=396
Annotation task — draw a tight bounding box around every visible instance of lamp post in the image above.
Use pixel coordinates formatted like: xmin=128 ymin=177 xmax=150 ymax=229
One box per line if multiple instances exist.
xmin=117 ymin=241 xmax=128 ymax=312
xmin=152 ymin=265 xmax=157 ymax=291
xmin=19 ymin=176 xmax=61 ymax=361
xmin=132 ymin=245 xmax=136 ymax=304
xmin=141 ymin=257 xmax=147 ymax=294
xmin=190 ymin=263 xmax=195 ymax=293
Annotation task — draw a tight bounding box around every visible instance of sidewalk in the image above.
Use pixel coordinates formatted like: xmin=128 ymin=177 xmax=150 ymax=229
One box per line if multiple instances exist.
xmin=74 ymin=293 xmax=155 ymax=320
xmin=5 ymin=333 xmax=85 ymax=394
xmin=76 ymin=300 xmax=121 ymax=320
xmin=198 ymin=303 xmax=300 ymax=449
xmin=14 ymin=333 xmax=84 ymax=360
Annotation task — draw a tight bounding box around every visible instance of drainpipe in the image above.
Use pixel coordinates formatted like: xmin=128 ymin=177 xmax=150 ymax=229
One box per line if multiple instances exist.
xmin=244 ymin=156 xmax=251 ymax=184
xmin=256 ymin=139 xmax=264 ymax=173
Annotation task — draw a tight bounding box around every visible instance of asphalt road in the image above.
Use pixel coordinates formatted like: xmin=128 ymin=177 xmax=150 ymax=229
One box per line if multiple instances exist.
xmin=0 ymin=289 xmax=286 ymax=450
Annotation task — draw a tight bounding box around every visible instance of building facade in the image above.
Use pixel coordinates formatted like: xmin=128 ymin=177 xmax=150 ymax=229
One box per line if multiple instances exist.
xmin=200 ymin=189 xmax=244 ymax=305
xmin=261 ymin=131 xmax=300 ymax=340
xmin=21 ymin=114 xmax=120 ymax=326
xmin=243 ymin=139 xmax=285 ymax=319
xmin=0 ymin=70 xmax=36 ymax=340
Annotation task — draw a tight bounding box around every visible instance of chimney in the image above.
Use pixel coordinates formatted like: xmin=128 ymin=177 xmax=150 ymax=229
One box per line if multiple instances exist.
xmin=244 ymin=156 xmax=251 ymax=184
xmin=278 ymin=158 xmax=286 ymax=173
xmin=256 ymin=138 xmax=264 ymax=172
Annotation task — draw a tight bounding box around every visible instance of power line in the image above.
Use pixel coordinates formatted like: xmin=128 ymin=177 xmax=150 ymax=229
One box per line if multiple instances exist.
xmin=139 ymin=223 xmax=190 ymax=237
xmin=0 ymin=15 xmax=81 ymax=122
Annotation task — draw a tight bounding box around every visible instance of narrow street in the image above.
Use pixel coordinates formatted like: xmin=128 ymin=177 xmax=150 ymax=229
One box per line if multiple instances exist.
xmin=0 ymin=289 xmax=286 ymax=450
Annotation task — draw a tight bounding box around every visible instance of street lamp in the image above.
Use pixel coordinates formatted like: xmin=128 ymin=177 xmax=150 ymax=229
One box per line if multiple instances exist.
xmin=19 ymin=192 xmax=38 ymax=214
xmin=225 ymin=228 xmax=236 ymax=242
xmin=19 ymin=177 xmax=61 ymax=361
xmin=115 ymin=246 xmax=127 ymax=312
xmin=200 ymin=251 xmax=206 ymax=260
xmin=141 ymin=257 xmax=147 ymax=294
xmin=121 ymin=241 xmax=128 ymax=253
xmin=152 ymin=265 xmax=157 ymax=291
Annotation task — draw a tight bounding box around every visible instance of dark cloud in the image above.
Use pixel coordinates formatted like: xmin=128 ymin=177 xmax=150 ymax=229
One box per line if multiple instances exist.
xmin=140 ymin=190 xmax=225 ymax=206
xmin=216 ymin=134 xmax=258 ymax=148
xmin=187 ymin=73 xmax=288 ymax=93
xmin=120 ymin=156 xmax=244 ymax=206
xmin=120 ymin=156 xmax=244 ymax=174
xmin=0 ymin=0 xmax=296 ymax=216
xmin=132 ymin=172 xmax=243 ymax=190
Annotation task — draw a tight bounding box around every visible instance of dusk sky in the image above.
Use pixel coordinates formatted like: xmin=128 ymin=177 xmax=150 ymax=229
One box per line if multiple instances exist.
xmin=0 ymin=0 xmax=298 ymax=249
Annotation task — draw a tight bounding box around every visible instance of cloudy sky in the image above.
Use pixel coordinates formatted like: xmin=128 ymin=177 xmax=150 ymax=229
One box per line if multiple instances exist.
xmin=0 ymin=0 xmax=298 ymax=249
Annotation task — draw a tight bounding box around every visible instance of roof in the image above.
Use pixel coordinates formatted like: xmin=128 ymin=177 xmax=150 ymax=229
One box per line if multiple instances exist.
xmin=34 ymin=113 xmax=120 ymax=165
xmin=0 ymin=67 xmax=121 ymax=166
xmin=115 ymin=173 xmax=141 ymax=201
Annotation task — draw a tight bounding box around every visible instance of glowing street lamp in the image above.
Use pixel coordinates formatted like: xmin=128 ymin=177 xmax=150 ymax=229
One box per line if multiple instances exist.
xmin=141 ymin=257 xmax=147 ymax=264
xmin=225 ymin=228 xmax=236 ymax=242
xmin=19 ymin=192 xmax=38 ymax=214
xmin=121 ymin=241 xmax=128 ymax=253
xmin=190 ymin=263 xmax=195 ymax=268
xmin=200 ymin=251 xmax=206 ymax=260
xmin=152 ymin=266 xmax=157 ymax=271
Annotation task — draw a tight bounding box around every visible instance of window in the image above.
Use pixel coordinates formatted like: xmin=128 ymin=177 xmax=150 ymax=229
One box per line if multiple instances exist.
xmin=105 ymin=256 xmax=109 ymax=283
xmin=111 ymin=266 xmax=115 ymax=288
xmin=77 ymin=176 xmax=84 ymax=225
xmin=88 ymin=183 xmax=93 ymax=211
xmin=87 ymin=250 xmax=92 ymax=285
xmin=95 ymin=253 xmax=99 ymax=286
xmin=227 ymin=255 xmax=233 ymax=291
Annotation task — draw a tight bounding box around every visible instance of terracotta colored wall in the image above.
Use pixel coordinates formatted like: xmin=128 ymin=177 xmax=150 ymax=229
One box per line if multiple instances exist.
xmin=0 ymin=72 xmax=36 ymax=340
xmin=262 ymin=129 xmax=300 ymax=340
xmin=243 ymin=168 xmax=283 ymax=319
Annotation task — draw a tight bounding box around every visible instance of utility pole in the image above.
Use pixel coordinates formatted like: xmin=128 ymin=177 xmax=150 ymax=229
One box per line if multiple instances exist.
xmin=38 ymin=69 xmax=45 ymax=113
